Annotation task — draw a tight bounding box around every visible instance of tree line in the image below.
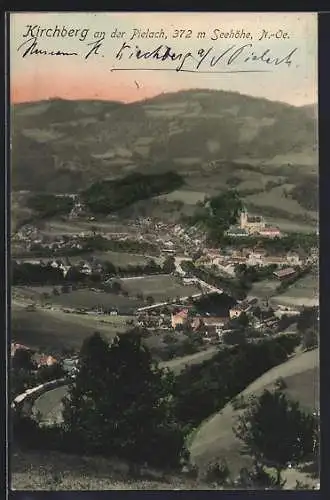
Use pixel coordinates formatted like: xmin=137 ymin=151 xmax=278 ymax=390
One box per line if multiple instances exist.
xmin=12 ymin=256 xmax=176 ymax=286
xmin=80 ymin=171 xmax=184 ymax=214
xmin=26 ymin=193 xmax=75 ymax=219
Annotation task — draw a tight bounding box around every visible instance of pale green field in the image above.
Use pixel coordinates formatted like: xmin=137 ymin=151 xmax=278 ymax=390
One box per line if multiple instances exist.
xmin=244 ymin=186 xmax=317 ymax=219
xmin=21 ymin=129 xmax=64 ymax=143
xmin=42 ymin=220 xmax=136 ymax=235
xmin=265 ymin=217 xmax=317 ymax=234
xmin=119 ymin=275 xmax=200 ymax=302
xmin=156 ymin=190 xmax=206 ymax=205
xmin=44 ymin=289 xmax=141 ymax=312
xmin=250 ymin=279 xmax=278 ymax=299
xmin=271 ymin=272 xmax=319 ymax=308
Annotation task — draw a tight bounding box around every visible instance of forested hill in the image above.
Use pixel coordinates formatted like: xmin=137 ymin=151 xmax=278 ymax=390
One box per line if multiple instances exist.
xmin=11 ymin=90 xmax=317 ymax=194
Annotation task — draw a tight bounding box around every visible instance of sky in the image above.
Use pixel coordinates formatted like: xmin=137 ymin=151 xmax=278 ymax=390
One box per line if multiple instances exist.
xmin=10 ymin=12 xmax=317 ymax=106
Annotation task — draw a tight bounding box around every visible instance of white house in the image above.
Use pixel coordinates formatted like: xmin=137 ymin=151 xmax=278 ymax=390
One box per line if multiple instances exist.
xmin=286 ymin=252 xmax=302 ymax=266
xmin=81 ymin=263 xmax=93 ymax=275
xmin=247 ymin=252 xmax=264 ymax=267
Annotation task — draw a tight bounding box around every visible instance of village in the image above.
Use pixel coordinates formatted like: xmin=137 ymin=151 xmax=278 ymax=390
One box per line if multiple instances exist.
xmin=11 ymin=203 xmax=318 ymax=376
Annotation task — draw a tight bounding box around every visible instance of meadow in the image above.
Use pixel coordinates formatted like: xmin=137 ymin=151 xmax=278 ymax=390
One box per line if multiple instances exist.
xmin=250 ymin=279 xmax=279 ymax=299
xmin=118 ymin=275 xmax=201 ymax=303
xmin=40 ymin=219 xmax=138 ymax=236
xmin=12 ymin=286 xmax=142 ymax=312
xmin=189 ymin=348 xmax=319 ymax=486
xmin=11 ymin=302 xmax=130 ymax=353
xmin=45 ymin=289 xmax=142 ymax=313
xmin=243 ymin=186 xmax=318 ymax=220
xmin=271 ymin=272 xmax=319 ymax=308
xmin=156 ymin=190 xmax=206 ymax=205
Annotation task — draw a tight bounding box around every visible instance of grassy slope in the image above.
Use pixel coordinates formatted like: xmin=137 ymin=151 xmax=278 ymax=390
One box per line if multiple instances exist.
xmin=189 ymin=348 xmax=319 ymax=481
xmin=11 ymin=302 xmax=129 ymax=353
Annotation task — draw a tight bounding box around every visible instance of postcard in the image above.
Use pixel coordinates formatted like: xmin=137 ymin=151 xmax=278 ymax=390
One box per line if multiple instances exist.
xmin=9 ymin=11 xmax=319 ymax=491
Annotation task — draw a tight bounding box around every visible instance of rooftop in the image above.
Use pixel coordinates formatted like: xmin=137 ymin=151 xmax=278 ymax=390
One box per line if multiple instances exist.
xmin=273 ymin=267 xmax=296 ymax=278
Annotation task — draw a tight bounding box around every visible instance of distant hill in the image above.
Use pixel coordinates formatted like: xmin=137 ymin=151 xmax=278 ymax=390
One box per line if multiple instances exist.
xmin=11 ymin=90 xmax=317 ymax=193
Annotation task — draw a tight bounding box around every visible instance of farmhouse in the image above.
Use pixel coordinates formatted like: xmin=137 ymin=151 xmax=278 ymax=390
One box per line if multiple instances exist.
xmin=273 ymin=267 xmax=296 ymax=280
xmin=182 ymin=277 xmax=198 ymax=285
xmin=203 ymin=316 xmax=227 ymax=328
xmin=171 ymin=308 xmax=189 ymax=328
xmin=286 ymin=252 xmax=303 ymax=266
xmin=226 ymin=227 xmax=249 ymax=237
xmin=258 ymin=226 xmax=282 ymax=238
xmin=229 ymin=300 xmax=251 ymax=318
xmin=34 ymin=354 xmax=58 ymax=368
xmin=263 ymin=255 xmax=288 ymax=267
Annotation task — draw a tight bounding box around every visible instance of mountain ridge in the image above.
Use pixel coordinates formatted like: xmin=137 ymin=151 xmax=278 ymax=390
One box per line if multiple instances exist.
xmin=11 ymin=89 xmax=317 ymax=215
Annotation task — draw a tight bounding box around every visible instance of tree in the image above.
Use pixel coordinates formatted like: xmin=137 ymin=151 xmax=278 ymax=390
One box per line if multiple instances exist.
xmin=204 ymin=458 xmax=231 ymax=485
xmin=222 ymin=329 xmax=247 ymax=346
xmin=237 ymin=464 xmax=285 ymax=489
xmin=302 ymin=329 xmax=318 ymax=350
xmin=111 ymin=281 xmax=122 ymax=294
xmin=12 ymin=348 xmax=35 ymax=372
xmin=146 ymin=295 xmax=155 ymax=306
xmin=62 ymin=331 xmax=185 ymax=468
xmin=37 ymin=362 xmax=66 ymax=384
xmin=237 ymin=311 xmax=250 ymax=328
xmin=163 ymin=256 xmax=176 ymax=274
xmin=234 ymin=389 xmax=318 ymax=486
xmin=65 ymin=266 xmax=84 ymax=283
xmin=297 ymin=307 xmax=318 ymax=334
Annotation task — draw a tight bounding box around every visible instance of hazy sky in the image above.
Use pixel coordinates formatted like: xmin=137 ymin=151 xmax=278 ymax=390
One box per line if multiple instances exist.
xmin=10 ymin=12 xmax=317 ymax=106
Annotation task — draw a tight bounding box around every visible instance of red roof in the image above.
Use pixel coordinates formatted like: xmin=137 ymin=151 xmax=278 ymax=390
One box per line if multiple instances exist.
xmin=173 ymin=309 xmax=189 ymax=319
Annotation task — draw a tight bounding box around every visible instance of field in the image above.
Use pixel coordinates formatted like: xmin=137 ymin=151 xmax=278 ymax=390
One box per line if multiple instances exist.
xmin=243 ymin=186 xmax=318 ymax=220
xmin=43 ymin=289 xmax=142 ymax=313
xmin=15 ymin=251 xmax=163 ymax=267
xmin=118 ymin=275 xmax=201 ymax=303
xmin=250 ymin=279 xmax=278 ymax=299
xmin=81 ymin=251 xmax=163 ymax=267
xmin=263 ymin=217 xmax=317 ymax=234
xmin=13 ymin=286 xmax=143 ymax=313
xmin=32 ymin=386 xmax=68 ymax=426
xmin=13 ymin=286 xmax=57 ymax=302
xmin=39 ymin=219 xmax=139 ymax=236
xmin=271 ymin=272 xmax=319 ymax=308
xmin=159 ymin=347 xmax=218 ymax=374
xmin=11 ymin=302 xmax=131 ymax=353
xmin=189 ymin=348 xmax=319 ymax=486
xmin=156 ymin=190 xmax=206 ymax=205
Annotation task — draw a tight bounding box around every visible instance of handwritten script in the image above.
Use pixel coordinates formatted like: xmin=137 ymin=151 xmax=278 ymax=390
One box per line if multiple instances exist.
xmin=112 ymin=41 xmax=298 ymax=73
xmin=16 ymin=34 xmax=299 ymax=74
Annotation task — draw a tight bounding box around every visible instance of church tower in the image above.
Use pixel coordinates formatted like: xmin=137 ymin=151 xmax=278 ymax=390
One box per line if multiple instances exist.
xmin=240 ymin=208 xmax=248 ymax=229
